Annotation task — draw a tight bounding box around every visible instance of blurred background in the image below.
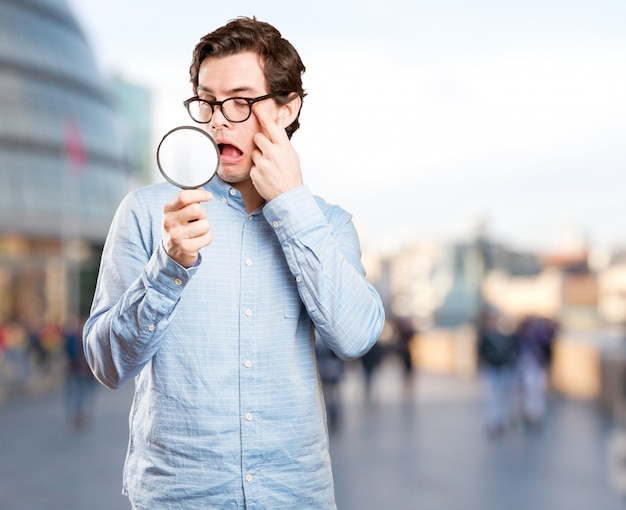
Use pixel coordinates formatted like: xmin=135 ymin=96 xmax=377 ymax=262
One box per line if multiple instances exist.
xmin=1 ymin=0 xmax=626 ymax=508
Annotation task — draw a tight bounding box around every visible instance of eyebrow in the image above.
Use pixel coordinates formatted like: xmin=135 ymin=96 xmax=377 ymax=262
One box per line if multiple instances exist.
xmin=197 ymin=84 xmax=258 ymax=96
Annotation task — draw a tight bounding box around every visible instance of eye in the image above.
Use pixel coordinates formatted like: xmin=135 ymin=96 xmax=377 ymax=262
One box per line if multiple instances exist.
xmin=231 ymin=98 xmax=249 ymax=107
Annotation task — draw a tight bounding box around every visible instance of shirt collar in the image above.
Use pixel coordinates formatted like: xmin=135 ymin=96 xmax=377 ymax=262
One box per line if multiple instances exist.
xmin=206 ymin=176 xmax=262 ymax=214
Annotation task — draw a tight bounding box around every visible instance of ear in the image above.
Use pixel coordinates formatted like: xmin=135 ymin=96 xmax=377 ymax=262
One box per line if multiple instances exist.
xmin=278 ymin=93 xmax=302 ymax=129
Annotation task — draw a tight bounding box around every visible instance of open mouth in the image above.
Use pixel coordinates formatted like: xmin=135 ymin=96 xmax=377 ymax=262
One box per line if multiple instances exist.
xmin=218 ymin=143 xmax=243 ymax=160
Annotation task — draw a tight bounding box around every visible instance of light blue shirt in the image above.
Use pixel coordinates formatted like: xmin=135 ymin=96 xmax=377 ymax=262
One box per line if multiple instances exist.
xmin=84 ymin=177 xmax=385 ymax=509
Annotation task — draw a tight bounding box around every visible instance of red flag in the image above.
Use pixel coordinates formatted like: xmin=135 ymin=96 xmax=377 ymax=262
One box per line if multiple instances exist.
xmin=64 ymin=118 xmax=87 ymax=177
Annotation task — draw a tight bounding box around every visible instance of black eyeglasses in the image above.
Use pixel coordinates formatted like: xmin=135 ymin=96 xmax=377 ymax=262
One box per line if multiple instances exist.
xmin=183 ymin=92 xmax=289 ymax=124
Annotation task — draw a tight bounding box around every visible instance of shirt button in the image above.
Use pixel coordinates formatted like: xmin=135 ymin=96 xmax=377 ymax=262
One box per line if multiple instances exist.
xmin=248 ymin=215 xmax=253 ymax=221
xmin=245 ymin=413 xmax=253 ymax=421
xmin=245 ymin=309 xmax=252 ymax=317
xmin=244 ymin=360 xmax=252 ymax=368
xmin=147 ymin=324 xmax=155 ymax=332
xmin=229 ymin=188 xmax=237 ymax=196
xmin=245 ymin=259 xmax=252 ymax=266
xmin=245 ymin=474 xmax=253 ymax=482
xmin=221 ymin=197 xmax=227 ymax=204
xmin=272 ymin=221 xmax=279 ymax=228
xmin=174 ymin=278 xmax=182 ymax=286
xmin=296 ymin=276 xmax=302 ymax=283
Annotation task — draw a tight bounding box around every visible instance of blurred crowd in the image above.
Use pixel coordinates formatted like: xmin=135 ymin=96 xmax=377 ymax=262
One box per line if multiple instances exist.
xmin=315 ymin=306 xmax=559 ymax=439
xmin=476 ymin=305 xmax=558 ymax=437
xmin=316 ymin=314 xmax=419 ymax=432
xmin=0 ymin=319 xmax=65 ymax=384
xmin=1 ymin=306 xmax=558 ymax=438
xmin=0 ymin=316 xmax=96 ymax=429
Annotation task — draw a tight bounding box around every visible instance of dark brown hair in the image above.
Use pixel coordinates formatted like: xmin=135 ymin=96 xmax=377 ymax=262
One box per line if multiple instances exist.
xmin=190 ymin=17 xmax=306 ymax=138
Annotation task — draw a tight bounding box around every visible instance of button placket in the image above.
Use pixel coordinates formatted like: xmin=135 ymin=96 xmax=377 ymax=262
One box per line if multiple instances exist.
xmin=240 ymin=207 xmax=259 ymax=495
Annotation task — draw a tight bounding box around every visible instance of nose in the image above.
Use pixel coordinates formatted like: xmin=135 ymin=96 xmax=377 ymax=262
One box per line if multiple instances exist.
xmin=210 ymin=104 xmax=229 ymax=129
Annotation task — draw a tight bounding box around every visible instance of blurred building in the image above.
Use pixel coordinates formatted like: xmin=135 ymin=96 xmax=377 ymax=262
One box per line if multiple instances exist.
xmin=377 ymin=237 xmax=543 ymax=330
xmin=0 ymin=0 xmax=148 ymax=330
xmin=373 ymin=236 xmax=626 ymax=399
xmin=109 ymin=76 xmax=153 ymax=185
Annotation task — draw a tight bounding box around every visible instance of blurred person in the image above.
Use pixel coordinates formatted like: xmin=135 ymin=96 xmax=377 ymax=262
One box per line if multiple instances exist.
xmin=515 ymin=315 xmax=557 ymax=428
xmin=83 ymin=17 xmax=384 ymax=510
xmin=0 ymin=322 xmax=31 ymax=383
xmin=360 ymin=339 xmax=385 ymax=402
xmin=0 ymin=323 xmax=7 ymax=378
xmin=63 ymin=315 xmax=96 ymax=429
xmin=476 ymin=306 xmax=520 ymax=437
xmin=315 ymin=331 xmax=345 ymax=433
xmin=395 ymin=315 xmax=417 ymax=397
xmin=0 ymin=322 xmax=6 ymax=365
xmin=360 ymin=319 xmax=392 ymax=401
xmin=26 ymin=318 xmax=49 ymax=370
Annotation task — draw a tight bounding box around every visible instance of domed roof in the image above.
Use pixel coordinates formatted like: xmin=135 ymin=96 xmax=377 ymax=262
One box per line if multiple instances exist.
xmin=0 ymin=0 xmax=130 ymax=241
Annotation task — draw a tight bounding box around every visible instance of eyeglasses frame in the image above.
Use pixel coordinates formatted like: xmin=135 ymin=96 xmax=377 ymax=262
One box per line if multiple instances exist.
xmin=183 ymin=92 xmax=291 ymax=124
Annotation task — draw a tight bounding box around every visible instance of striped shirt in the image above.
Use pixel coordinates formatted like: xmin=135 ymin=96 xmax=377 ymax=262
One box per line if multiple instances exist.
xmin=84 ymin=177 xmax=385 ymax=509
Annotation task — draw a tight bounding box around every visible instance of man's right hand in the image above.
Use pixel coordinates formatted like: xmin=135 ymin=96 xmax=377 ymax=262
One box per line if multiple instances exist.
xmin=162 ymin=189 xmax=213 ymax=268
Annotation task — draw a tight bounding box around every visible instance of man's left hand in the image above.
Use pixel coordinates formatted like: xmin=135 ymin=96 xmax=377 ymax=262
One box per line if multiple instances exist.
xmin=250 ymin=102 xmax=303 ymax=201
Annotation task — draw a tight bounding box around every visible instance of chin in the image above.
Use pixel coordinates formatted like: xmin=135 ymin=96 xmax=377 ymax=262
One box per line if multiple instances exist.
xmin=217 ymin=167 xmax=250 ymax=184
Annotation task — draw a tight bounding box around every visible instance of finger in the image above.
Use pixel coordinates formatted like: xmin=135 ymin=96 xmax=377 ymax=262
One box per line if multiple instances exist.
xmin=163 ymin=189 xmax=211 ymax=213
xmin=252 ymin=102 xmax=287 ymax=144
xmin=180 ymin=217 xmax=210 ymax=238
xmin=182 ymin=202 xmax=208 ymax=223
xmin=163 ymin=204 xmax=205 ymax=235
xmin=165 ymin=224 xmax=212 ymax=268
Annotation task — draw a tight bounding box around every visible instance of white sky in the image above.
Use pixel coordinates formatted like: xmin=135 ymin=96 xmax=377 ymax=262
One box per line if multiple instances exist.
xmin=67 ymin=0 xmax=626 ymax=255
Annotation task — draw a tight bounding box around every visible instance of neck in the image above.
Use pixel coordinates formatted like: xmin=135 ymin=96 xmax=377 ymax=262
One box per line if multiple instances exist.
xmin=232 ymin=178 xmax=265 ymax=213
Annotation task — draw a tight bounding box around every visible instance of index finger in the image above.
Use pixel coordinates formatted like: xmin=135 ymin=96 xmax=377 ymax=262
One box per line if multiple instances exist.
xmin=164 ymin=189 xmax=212 ymax=212
xmin=252 ymin=101 xmax=288 ymax=144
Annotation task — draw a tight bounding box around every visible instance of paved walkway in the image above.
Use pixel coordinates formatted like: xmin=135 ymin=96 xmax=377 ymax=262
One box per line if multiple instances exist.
xmin=0 ymin=358 xmax=624 ymax=509
xmin=332 ymin=360 xmax=625 ymax=509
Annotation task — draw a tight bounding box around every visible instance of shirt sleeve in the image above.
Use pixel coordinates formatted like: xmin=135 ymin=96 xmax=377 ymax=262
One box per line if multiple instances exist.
xmin=263 ymin=185 xmax=385 ymax=360
xmin=83 ymin=191 xmax=198 ymax=389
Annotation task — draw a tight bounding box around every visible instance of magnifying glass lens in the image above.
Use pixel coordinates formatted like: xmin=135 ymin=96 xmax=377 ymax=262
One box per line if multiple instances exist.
xmin=156 ymin=126 xmax=220 ymax=189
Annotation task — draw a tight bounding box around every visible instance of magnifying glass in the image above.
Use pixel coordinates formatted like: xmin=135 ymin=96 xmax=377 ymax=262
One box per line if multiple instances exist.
xmin=156 ymin=126 xmax=220 ymax=189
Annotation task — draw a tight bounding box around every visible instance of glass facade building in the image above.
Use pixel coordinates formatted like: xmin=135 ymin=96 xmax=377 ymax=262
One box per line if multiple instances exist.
xmin=0 ymin=0 xmax=139 ymax=328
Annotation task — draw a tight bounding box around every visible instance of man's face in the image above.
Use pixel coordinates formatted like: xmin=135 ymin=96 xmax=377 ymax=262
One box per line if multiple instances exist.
xmin=196 ymin=51 xmax=278 ymax=184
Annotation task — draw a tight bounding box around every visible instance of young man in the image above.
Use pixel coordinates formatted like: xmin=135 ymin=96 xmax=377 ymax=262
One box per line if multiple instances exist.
xmin=84 ymin=16 xmax=384 ymax=509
